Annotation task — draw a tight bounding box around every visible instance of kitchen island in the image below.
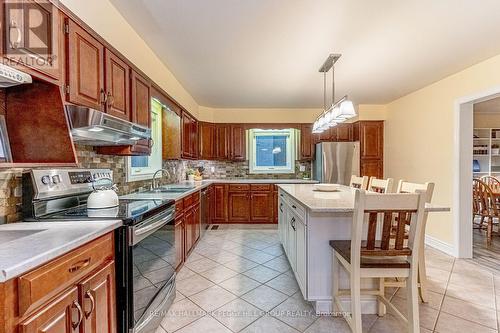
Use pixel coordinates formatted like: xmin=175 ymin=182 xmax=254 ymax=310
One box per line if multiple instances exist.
xmin=276 ymin=184 xmax=449 ymax=314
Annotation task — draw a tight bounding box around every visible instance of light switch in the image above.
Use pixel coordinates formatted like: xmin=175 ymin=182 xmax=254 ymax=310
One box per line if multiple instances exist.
xmin=299 ymin=165 xmax=306 ymax=172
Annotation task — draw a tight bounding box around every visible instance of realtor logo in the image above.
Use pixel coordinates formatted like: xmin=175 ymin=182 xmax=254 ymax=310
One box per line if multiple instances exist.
xmin=3 ymin=0 xmax=58 ymax=68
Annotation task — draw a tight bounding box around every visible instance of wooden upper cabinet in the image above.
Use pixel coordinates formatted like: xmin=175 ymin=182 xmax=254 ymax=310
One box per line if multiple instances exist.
xmin=352 ymin=122 xmax=360 ymax=141
xmin=299 ymin=124 xmax=313 ymax=160
xmin=130 ymin=70 xmax=151 ymax=127
xmin=162 ymin=100 xmax=182 ymax=160
xmin=79 ymin=261 xmax=116 ymax=333
xmin=230 ymin=125 xmax=246 ymax=161
xmin=215 ymin=124 xmax=230 ymax=160
xmin=359 ymin=121 xmax=383 ymax=159
xmin=19 ymin=286 xmax=80 ymax=333
xmin=181 ymin=111 xmax=191 ymax=158
xmin=336 ymin=123 xmax=353 ymax=142
xmin=319 ymin=127 xmax=333 ymax=142
xmin=199 ymin=122 xmax=215 ymax=159
xmin=3 ymin=0 xmax=62 ymax=82
xmin=66 ymin=19 xmax=105 ymax=110
xmin=104 ymin=50 xmax=130 ymax=120
xmin=190 ymin=118 xmax=199 ymax=159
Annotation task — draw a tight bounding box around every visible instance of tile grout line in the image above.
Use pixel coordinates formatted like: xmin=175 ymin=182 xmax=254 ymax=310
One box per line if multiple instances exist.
xmin=431 ymin=257 xmax=455 ymax=333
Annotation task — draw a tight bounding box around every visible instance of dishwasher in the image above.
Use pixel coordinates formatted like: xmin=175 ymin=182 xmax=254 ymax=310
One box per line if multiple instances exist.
xmin=200 ymin=187 xmax=209 ymax=237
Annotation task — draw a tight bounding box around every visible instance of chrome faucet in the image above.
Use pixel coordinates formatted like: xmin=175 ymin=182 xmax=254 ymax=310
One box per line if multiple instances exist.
xmin=151 ymin=169 xmax=171 ymax=190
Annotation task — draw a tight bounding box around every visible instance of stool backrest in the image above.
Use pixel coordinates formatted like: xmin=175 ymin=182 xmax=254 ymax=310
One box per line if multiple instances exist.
xmin=368 ymin=177 xmax=394 ymax=193
xmin=350 ymin=175 xmax=369 ymax=190
xmin=351 ymin=190 xmax=426 ymax=266
xmin=396 ymin=180 xmax=435 ymax=203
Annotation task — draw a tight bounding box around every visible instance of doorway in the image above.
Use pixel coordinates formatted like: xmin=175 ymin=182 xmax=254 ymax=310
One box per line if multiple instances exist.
xmin=455 ymin=88 xmax=500 ymax=265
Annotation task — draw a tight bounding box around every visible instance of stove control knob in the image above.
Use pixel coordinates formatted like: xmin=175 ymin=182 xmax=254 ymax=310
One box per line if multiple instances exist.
xmin=41 ymin=175 xmax=51 ymax=185
xmin=52 ymin=175 xmax=61 ymax=184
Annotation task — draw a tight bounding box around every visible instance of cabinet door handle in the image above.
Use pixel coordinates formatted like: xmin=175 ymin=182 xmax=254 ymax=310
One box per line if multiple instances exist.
xmin=279 ymin=203 xmax=283 ymax=213
xmin=292 ymin=205 xmax=297 ymax=209
xmin=100 ymin=88 xmax=107 ymax=105
xmin=68 ymin=258 xmax=91 ymax=273
xmin=106 ymin=92 xmax=114 ymax=108
xmin=84 ymin=290 xmax=95 ymax=318
xmin=71 ymin=300 xmax=83 ymax=330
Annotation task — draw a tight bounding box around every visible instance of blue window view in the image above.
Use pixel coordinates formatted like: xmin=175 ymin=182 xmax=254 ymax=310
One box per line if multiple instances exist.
xmin=131 ymin=156 xmax=148 ymax=168
xmin=255 ymin=135 xmax=287 ymax=167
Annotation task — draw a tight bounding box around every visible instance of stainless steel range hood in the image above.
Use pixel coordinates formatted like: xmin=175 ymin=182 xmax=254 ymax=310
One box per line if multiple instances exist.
xmin=65 ymin=105 xmax=151 ymax=146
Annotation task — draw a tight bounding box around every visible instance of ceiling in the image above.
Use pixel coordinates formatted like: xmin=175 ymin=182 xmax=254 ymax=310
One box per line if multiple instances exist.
xmin=110 ymin=0 xmax=500 ymax=108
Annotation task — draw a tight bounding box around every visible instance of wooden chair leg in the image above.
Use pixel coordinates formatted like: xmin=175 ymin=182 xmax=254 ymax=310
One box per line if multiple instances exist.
xmin=487 ymin=217 xmax=493 ymax=246
xmin=406 ymin=267 xmax=420 ymax=333
xmin=350 ymin=273 xmax=362 ymax=333
xmin=378 ymin=278 xmax=386 ymax=316
xmin=332 ymin=251 xmax=339 ymax=313
xmin=418 ymin=239 xmax=428 ymax=303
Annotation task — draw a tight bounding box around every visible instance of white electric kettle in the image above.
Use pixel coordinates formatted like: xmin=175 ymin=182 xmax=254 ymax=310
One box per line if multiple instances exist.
xmin=87 ymin=178 xmax=119 ymax=209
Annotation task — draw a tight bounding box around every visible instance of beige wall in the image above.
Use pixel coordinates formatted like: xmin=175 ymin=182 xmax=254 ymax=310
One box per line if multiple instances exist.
xmin=199 ymin=104 xmax=387 ymax=123
xmin=60 ymin=0 xmax=200 ymax=117
xmin=474 ymin=113 xmax=500 ymax=128
xmin=385 ymin=53 xmax=500 ymax=247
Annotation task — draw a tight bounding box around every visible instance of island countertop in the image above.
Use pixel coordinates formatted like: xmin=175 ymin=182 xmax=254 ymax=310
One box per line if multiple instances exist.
xmin=276 ymin=184 xmax=450 ymax=213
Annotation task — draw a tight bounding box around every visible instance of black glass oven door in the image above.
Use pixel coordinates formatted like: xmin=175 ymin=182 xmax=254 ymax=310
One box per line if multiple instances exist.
xmin=131 ymin=216 xmax=176 ymax=326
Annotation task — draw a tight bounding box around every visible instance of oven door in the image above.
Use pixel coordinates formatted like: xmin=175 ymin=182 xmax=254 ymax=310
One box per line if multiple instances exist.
xmin=129 ymin=206 xmax=176 ymax=333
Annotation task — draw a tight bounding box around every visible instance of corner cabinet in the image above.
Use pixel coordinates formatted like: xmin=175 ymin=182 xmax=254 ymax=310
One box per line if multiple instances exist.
xmin=181 ymin=111 xmax=199 ymax=159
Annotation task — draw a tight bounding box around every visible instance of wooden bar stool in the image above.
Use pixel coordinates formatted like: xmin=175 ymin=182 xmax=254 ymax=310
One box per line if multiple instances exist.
xmin=381 ymin=180 xmax=435 ymax=305
xmin=350 ymin=175 xmax=369 ymax=190
xmin=367 ymin=177 xmax=394 ymax=193
xmin=330 ymin=190 xmax=426 ymax=333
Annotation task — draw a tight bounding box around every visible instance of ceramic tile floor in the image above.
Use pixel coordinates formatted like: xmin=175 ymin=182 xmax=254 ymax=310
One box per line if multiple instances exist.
xmin=155 ymin=225 xmax=500 ymax=333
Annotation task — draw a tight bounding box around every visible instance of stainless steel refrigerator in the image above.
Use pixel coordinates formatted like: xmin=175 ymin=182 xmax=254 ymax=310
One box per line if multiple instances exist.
xmin=313 ymin=142 xmax=360 ymax=185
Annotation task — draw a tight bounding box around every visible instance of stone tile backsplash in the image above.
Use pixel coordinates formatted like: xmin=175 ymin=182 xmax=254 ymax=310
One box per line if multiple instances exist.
xmin=0 ymin=145 xmax=311 ymax=223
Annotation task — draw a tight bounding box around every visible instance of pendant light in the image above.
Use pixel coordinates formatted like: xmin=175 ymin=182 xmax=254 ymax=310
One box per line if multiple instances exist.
xmin=312 ymin=54 xmax=356 ymax=133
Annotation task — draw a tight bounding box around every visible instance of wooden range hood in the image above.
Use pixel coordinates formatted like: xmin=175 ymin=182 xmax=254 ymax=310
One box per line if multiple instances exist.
xmin=2 ymin=80 xmax=78 ymax=167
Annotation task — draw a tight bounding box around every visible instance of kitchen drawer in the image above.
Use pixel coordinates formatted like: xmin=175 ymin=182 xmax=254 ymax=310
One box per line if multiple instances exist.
xmin=175 ymin=200 xmax=184 ymax=215
xmin=192 ymin=191 xmax=200 ymax=203
xmin=18 ymin=233 xmax=114 ymax=315
xmin=184 ymin=195 xmax=194 ymax=208
xmin=250 ymin=184 xmax=271 ymax=192
xmin=287 ymin=197 xmax=306 ymax=222
xmin=228 ymin=184 xmax=250 ymax=192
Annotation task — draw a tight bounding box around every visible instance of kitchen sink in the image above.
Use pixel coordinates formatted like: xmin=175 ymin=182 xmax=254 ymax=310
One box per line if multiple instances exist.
xmin=0 ymin=229 xmax=46 ymax=244
xmin=151 ymin=186 xmax=195 ymax=193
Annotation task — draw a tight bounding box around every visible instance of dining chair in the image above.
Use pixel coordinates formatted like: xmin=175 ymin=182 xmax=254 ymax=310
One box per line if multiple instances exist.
xmin=350 ymin=175 xmax=369 ymax=190
xmin=472 ymin=178 xmax=499 ymax=245
xmin=381 ymin=180 xmax=435 ymax=306
xmin=330 ymin=190 xmax=427 ymax=333
xmin=480 ymin=175 xmax=500 ymax=189
xmin=367 ymin=177 xmax=394 ymax=193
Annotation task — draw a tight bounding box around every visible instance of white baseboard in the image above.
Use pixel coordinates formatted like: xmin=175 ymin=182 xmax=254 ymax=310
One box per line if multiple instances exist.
xmin=425 ymin=234 xmax=455 ymax=257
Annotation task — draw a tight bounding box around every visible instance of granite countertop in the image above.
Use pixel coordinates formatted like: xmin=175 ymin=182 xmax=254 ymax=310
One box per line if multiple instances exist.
xmin=276 ymin=184 xmax=451 ymax=213
xmin=120 ymin=178 xmax=319 ymax=202
xmin=0 ymin=220 xmax=122 ymax=282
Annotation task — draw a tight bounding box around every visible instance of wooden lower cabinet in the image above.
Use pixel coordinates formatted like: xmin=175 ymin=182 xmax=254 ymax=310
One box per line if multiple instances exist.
xmin=175 ymin=192 xmax=201 ymax=270
xmin=212 ymin=185 xmax=228 ymax=223
xmin=79 ymin=261 xmax=116 ymax=333
xmin=19 ymin=286 xmax=80 ymax=333
xmin=360 ymin=159 xmax=383 ymax=179
xmin=2 ymin=233 xmax=116 ymax=333
xmin=250 ymin=192 xmax=273 ymax=223
xmin=228 ymin=192 xmax=251 ymax=222
xmin=174 ymin=215 xmax=185 ymax=271
xmin=213 ymin=184 xmax=277 ymax=224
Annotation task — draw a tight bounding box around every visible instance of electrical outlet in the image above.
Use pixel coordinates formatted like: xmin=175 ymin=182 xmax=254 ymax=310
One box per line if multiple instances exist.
xmin=210 ymin=166 xmax=215 ymax=173
xmin=299 ymin=164 xmax=306 ymax=172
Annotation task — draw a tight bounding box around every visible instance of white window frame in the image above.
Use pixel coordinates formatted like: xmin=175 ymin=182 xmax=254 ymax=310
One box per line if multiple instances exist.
xmin=249 ymin=129 xmax=295 ymax=174
xmin=126 ymin=99 xmax=162 ymax=182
